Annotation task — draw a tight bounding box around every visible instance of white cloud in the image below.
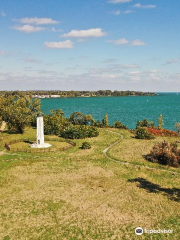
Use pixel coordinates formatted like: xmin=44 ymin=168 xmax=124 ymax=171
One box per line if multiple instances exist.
xmin=51 ymin=27 xmax=62 ymax=32
xmin=111 ymin=10 xmax=121 ymax=15
xmin=129 ymin=71 xmax=140 ymax=76
xmin=108 ymin=0 xmax=132 ymax=3
xmin=133 ymin=3 xmax=156 ymax=9
xmin=12 ymin=25 xmax=45 ymax=33
xmin=1 ymin=11 xmax=6 ymax=17
xmin=44 ymin=40 xmax=74 ymax=49
xmin=131 ymin=39 xmax=146 ymax=46
xmin=150 ymin=70 xmax=161 ymax=73
xmin=108 ymin=38 xmax=146 ymax=46
xmin=16 ymin=17 xmax=59 ymax=25
xmin=120 ymin=64 xmax=139 ymax=69
xmin=124 ymin=10 xmax=134 ymax=14
xmin=107 ymin=38 xmax=129 ymax=45
xmin=166 ymin=58 xmax=179 ymax=64
xmin=61 ymin=28 xmax=106 ymax=38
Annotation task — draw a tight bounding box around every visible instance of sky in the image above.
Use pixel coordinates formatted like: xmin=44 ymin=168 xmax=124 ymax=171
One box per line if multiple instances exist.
xmin=0 ymin=0 xmax=180 ymax=92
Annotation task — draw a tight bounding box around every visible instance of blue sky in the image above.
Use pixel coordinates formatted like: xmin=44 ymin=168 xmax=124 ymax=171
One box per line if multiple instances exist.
xmin=0 ymin=0 xmax=180 ymax=91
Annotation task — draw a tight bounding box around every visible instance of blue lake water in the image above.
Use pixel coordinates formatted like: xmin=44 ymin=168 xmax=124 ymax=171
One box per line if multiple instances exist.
xmin=41 ymin=93 xmax=180 ymax=130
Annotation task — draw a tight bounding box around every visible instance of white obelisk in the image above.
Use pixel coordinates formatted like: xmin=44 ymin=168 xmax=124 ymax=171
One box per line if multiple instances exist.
xmin=30 ymin=113 xmax=51 ymax=148
xmin=37 ymin=114 xmax=44 ymax=145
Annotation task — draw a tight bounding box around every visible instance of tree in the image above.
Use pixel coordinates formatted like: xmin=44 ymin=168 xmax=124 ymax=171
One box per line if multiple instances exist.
xmin=158 ymin=114 xmax=164 ymax=129
xmin=83 ymin=114 xmax=94 ymax=125
xmin=7 ymin=98 xmax=32 ymax=133
xmin=30 ymin=98 xmax=41 ymax=127
xmin=102 ymin=114 xmax=109 ymax=127
xmin=94 ymin=120 xmax=102 ymax=128
xmin=69 ymin=112 xmax=85 ymax=125
xmin=44 ymin=109 xmax=68 ymax=135
xmin=113 ymin=121 xmax=128 ymax=129
xmin=0 ymin=96 xmax=42 ymax=133
xmin=69 ymin=112 xmax=94 ymax=125
xmin=136 ymin=119 xmax=154 ymax=129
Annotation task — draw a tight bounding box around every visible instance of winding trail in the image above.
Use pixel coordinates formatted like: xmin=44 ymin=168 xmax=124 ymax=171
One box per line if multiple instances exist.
xmin=103 ymin=130 xmax=123 ymax=158
xmin=103 ymin=130 xmax=180 ymax=175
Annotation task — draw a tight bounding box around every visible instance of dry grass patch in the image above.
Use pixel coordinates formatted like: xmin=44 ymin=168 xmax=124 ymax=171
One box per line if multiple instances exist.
xmin=1 ymin=128 xmax=180 ymax=239
xmin=1 ymin=158 xmax=180 ymax=239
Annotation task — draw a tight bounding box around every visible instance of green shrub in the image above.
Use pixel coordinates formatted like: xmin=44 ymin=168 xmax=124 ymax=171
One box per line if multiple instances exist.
xmin=81 ymin=142 xmax=91 ymax=149
xmin=136 ymin=119 xmax=154 ymax=129
xmin=113 ymin=121 xmax=128 ymax=129
xmin=135 ymin=127 xmax=154 ymax=140
xmin=146 ymin=141 xmax=180 ymax=168
xmin=59 ymin=125 xmax=99 ymax=139
xmin=94 ymin=120 xmax=102 ymax=128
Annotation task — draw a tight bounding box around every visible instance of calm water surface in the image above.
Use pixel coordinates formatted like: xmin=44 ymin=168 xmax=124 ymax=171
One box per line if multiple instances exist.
xmin=41 ymin=93 xmax=180 ymax=130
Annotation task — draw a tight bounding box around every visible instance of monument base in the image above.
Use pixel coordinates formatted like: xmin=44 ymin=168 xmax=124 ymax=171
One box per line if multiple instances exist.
xmin=30 ymin=143 xmax=52 ymax=148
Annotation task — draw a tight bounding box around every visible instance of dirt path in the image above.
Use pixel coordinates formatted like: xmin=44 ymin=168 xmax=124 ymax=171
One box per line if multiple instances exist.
xmin=0 ymin=121 xmax=6 ymax=131
xmin=103 ymin=130 xmax=123 ymax=158
xmin=103 ymin=130 xmax=180 ymax=175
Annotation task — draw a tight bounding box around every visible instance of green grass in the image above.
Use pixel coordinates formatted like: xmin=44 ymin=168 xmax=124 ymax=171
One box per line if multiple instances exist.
xmin=10 ymin=140 xmax=70 ymax=150
xmin=0 ymin=128 xmax=180 ymax=239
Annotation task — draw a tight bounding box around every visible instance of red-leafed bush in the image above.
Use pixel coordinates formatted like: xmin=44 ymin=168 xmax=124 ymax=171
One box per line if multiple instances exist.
xmin=146 ymin=140 xmax=180 ymax=167
xmin=147 ymin=128 xmax=178 ymax=137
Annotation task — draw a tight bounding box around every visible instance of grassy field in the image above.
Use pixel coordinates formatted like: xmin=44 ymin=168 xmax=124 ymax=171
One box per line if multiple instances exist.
xmin=0 ymin=127 xmax=180 ymax=239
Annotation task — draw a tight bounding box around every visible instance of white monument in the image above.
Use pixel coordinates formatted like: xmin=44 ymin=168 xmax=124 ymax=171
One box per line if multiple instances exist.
xmin=30 ymin=113 xmax=52 ymax=148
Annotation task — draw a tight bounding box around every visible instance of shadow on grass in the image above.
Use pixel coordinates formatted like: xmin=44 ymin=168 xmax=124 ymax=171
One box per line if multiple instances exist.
xmin=128 ymin=177 xmax=180 ymax=202
xmin=3 ymin=130 xmax=20 ymax=134
xmin=23 ymin=140 xmax=33 ymax=144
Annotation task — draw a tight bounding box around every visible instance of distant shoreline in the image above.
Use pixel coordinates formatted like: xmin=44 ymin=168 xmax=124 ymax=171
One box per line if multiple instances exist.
xmin=0 ymin=90 xmax=157 ymax=98
xmin=34 ymin=95 xmax=157 ymax=99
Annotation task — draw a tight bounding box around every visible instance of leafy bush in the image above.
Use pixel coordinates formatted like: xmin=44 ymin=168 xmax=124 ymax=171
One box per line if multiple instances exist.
xmin=136 ymin=119 xmax=154 ymax=129
xmin=81 ymin=142 xmax=91 ymax=149
xmin=113 ymin=121 xmax=128 ymax=129
xmin=146 ymin=141 xmax=180 ymax=168
xmin=135 ymin=127 xmax=154 ymax=140
xmin=87 ymin=126 xmax=99 ymax=137
xmin=94 ymin=120 xmax=102 ymax=128
xmin=59 ymin=125 xmax=99 ymax=139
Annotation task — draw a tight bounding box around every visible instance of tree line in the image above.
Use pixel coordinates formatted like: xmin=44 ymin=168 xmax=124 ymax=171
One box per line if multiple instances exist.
xmin=0 ymin=90 xmax=157 ymax=98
